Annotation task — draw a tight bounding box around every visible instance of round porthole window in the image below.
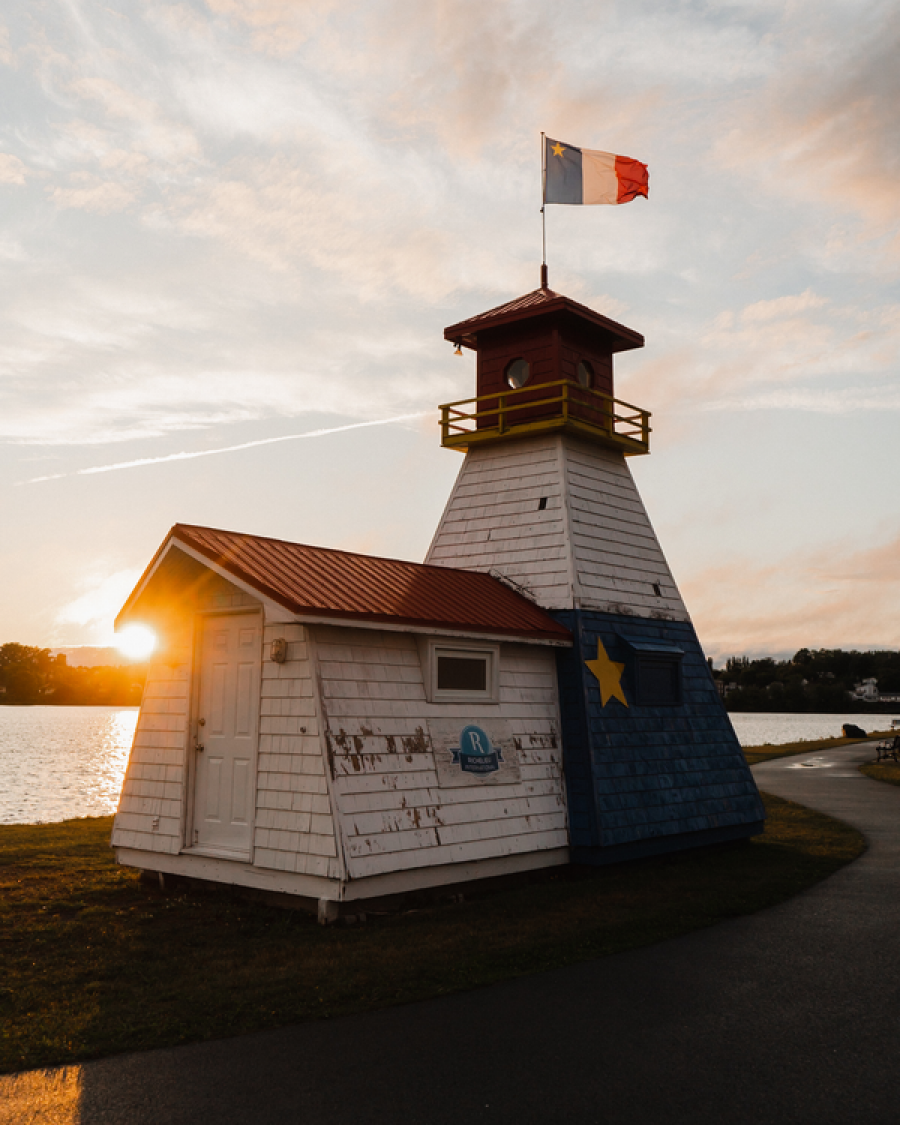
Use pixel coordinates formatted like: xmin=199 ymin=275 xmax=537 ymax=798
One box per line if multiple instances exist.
xmin=505 ymin=358 xmax=530 ymax=389
xmin=576 ymin=360 xmax=593 ymax=388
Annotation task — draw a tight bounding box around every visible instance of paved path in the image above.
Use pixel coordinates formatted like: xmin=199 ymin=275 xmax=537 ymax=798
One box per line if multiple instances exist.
xmin=5 ymin=743 xmax=900 ymax=1125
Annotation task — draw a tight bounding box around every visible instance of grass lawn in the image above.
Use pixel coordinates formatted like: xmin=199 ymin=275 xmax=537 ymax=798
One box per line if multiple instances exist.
xmin=859 ymin=761 xmax=900 ymax=787
xmin=0 ymin=792 xmax=863 ymax=1074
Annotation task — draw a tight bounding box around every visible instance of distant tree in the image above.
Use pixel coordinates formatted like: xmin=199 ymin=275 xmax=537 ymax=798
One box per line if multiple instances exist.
xmin=0 ymin=644 xmax=52 ymax=703
xmin=0 ymin=643 xmax=146 ymax=706
xmin=719 ymin=648 xmax=900 ymax=713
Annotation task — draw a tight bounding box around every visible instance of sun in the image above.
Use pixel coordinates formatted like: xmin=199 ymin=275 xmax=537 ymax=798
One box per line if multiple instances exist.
xmin=115 ymin=624 xmax=157 ymax=661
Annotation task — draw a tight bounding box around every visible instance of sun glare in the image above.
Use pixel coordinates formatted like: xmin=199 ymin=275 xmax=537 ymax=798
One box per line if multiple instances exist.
xmin=116 ymin=625 xmax=157 ymax=661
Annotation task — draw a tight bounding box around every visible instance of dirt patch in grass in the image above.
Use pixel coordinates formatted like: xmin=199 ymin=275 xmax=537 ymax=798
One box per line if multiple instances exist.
xmin=0 ymin=796 xmax=864 ymax=1075
xmin=742 ymin=732 xmax=891 ymax=766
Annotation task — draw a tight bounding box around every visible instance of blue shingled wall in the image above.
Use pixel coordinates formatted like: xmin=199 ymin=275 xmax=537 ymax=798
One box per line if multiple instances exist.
xmin=553 ymin=609 xmax=765 ymax=856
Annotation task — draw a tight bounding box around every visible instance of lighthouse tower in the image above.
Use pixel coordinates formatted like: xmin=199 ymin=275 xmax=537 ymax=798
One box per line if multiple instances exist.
xmin=427 ymin=285 xmax=764 ymax=862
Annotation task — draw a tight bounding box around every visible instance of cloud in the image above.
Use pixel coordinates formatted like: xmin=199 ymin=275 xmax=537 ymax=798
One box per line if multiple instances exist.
xmin=684 ymin=530 xmax=900 ymax=661
xmin=201 ymin=0 xmax=337 ymax=57
xmin=54 ymin=566 xmax=143 ymax=644
xmin=741 ymin=289 xmax=829 ymax=323
xmin=620 ymin=285 xmax=900 ymax=421
xmin=3 ymin=0 xmax=899 ymax=658
xmin=702 ymin=386 xmax=900 ymax=415
xmin=712 ymin=5 xmax=900 ymax=232
xmin=50 ymin=177 xmax=136 ymax=212
xmin=0 ymin=153 xmax=27 ymax=184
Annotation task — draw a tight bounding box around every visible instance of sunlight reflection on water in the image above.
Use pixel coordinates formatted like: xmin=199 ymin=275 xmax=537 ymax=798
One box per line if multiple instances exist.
xmin=0 ymin=706 xmax=139 ymax=824
xmin=729 ymin=711 xmax=897 ymax=748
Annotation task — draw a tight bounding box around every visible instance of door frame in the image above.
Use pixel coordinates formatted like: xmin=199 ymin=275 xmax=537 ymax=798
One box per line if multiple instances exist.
xmin=183 ymin=608 xmax=264 ymax=861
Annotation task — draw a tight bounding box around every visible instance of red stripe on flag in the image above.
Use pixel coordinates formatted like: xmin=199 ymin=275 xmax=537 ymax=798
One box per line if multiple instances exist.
xmin=614 ymin=156 xmax=649 ymax=203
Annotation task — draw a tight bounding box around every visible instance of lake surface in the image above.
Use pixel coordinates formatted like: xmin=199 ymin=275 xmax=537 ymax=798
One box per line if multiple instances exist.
xmin=727 ymin=711 xmax=896 ymax=749
xmin=0 ymin=707 xmax=138 ymax=825
xmin=0 ymin=707 xmax=896 ymax=826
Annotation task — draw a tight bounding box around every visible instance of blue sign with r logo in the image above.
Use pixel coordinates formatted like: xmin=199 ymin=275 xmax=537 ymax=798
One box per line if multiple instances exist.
xmin=451 ymin=724 xmax=504 ymax=775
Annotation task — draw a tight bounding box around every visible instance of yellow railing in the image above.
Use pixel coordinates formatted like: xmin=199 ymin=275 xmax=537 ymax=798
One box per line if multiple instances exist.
xmin=439 ymin=380 xmax=651 ymax=454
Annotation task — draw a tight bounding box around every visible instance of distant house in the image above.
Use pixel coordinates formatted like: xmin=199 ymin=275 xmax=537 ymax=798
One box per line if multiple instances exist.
xmin=113 ymin=284 xmax=764 ymax=919
xmin=851 ymin=678 xmax=900 ymax=705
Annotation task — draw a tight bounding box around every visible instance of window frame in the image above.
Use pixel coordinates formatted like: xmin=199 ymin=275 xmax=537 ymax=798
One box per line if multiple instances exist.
xmin=420 ymin=639 xmax=501 ymax=704
xmin=505 ymin=357 xmax=531 ymax=389
xmin=621 ymin=636 xmax=685 ymax=707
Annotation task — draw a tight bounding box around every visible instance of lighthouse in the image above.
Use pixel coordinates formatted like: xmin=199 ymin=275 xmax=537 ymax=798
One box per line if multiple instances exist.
xmin=427 ymin=284 xmax=764 ymax=861
xmin=111 ymin=280 xmax=765 ymax=912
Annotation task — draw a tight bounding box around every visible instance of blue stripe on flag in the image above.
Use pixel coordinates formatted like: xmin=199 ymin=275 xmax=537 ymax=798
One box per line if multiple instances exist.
xmin=545 ymin=138 xmax=583 ymax=205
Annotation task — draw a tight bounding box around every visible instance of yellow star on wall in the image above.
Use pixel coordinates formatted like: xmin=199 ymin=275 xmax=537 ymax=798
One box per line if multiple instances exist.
xmin=585 ymin=641 xmax=628 ymax=708
xmin=551 ymin=141 xmax=565 ymax=158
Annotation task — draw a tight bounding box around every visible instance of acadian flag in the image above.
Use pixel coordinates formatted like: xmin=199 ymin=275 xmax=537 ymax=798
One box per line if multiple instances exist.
xmin=544 ymin=137 xmax=648 ymax=205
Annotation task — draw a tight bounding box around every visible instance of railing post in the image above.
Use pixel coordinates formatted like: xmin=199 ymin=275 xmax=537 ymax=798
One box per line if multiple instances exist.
xmin=562 ymin=383 xmax=569 ymax=424
xmin=499 ymin=394 xmax=506 ymax=434
xmin=441 ymin=407 xmax=448 ymax=445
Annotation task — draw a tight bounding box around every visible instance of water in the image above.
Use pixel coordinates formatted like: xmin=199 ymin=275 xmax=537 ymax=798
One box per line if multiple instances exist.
xmin=0 ymin=706 xmax=138 ymax=825
xmin=0 ymin=707 xmax=896 ymax=826
xmin=728 ymin=711 xmax=897 ymax=749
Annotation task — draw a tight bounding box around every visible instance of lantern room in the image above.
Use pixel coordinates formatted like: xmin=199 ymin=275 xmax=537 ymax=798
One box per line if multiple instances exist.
xmin=441 ymin=285 xmax=651 ymax=455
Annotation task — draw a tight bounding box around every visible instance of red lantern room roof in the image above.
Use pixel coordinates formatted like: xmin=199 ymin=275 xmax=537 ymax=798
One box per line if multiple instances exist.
xmin=444 ymin=286 xmax=644 ymax=354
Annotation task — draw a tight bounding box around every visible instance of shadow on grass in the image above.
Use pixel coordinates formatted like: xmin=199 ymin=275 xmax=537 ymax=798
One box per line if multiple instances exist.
xmin=0 ymin=792 xmax=864 ymax=1074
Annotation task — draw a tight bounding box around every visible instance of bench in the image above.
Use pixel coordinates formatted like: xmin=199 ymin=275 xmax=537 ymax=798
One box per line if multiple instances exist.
xmin=875 ymin=736 xmax=900 ymax=763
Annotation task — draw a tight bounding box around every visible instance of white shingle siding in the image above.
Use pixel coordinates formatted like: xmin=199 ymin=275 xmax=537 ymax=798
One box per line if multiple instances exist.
xmin=312 ymin=625 xmax=567 ymax=882
xmin=253 ymin=622 xmax=341 ymax=879
xmin=112 ymin=646 xmax=191 ymax=855
xmin=426 ymin=433 xmax=689 ymax=620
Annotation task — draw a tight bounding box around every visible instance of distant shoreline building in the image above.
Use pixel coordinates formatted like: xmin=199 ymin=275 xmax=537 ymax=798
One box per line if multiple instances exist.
xmin=851 ymin=678 xmax=900 ymax=705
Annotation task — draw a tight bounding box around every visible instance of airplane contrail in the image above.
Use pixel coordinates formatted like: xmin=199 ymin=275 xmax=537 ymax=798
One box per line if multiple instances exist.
xmin=19 ymin=414 xmax=430 ymax=485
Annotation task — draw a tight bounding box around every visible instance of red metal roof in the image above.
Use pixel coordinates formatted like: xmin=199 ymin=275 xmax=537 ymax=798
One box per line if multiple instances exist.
xmin=124 ymin=524 xmax=571 ymax=642
xmin=444 ymin=286 xmax=643 ymax=353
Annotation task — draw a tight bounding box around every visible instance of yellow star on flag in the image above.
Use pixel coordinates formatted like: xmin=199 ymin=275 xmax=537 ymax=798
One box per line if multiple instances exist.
xmin=551 ymin=141 xmax=565 ymax=158
xmin=585 ymin=640 xmax=628 ymax=708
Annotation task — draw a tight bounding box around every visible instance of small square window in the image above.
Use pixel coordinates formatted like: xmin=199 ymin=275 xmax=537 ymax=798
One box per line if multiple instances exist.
xmin=422 ymin=641 xmax=500 ymax=703
xmin=635 ymin=656 xmax=682 ymax=705
xmin=620 ymin=635 xmax=684 ymax=707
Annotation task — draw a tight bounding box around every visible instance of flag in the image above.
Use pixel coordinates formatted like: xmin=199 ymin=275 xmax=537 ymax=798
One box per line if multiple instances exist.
xmin=544 ymin=137 xmax=648 ymax=205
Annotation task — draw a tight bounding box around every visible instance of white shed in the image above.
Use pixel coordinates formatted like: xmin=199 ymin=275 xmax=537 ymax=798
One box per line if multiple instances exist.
xmin=112 ymin=523 xmax=573 ymax=917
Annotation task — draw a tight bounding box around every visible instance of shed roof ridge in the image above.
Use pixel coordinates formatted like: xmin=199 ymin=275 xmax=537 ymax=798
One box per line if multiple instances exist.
xmin=172 ymin=521 xmax=498 ymax=580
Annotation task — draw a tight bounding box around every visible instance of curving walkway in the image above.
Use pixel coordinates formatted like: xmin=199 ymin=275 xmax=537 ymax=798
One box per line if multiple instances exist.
xmin=5 ymin=743 xmax=900 ymax=1125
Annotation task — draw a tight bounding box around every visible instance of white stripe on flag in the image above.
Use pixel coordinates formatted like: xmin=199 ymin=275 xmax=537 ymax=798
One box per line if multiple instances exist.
xmin=581 ymin=150 xmax=619 ymax=205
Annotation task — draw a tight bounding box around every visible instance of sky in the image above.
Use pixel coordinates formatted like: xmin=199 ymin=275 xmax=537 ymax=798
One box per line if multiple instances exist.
xmin=1 ymin=0 xmax=898 ymax=664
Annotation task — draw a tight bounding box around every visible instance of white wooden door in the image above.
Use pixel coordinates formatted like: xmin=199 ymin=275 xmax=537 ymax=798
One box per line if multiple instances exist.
xmin=193 ymin=614 xmax=261 ymax=857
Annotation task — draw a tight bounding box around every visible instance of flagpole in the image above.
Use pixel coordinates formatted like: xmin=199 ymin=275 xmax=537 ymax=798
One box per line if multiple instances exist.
xmin=540 ymin=131 xmax=548 ymax=289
